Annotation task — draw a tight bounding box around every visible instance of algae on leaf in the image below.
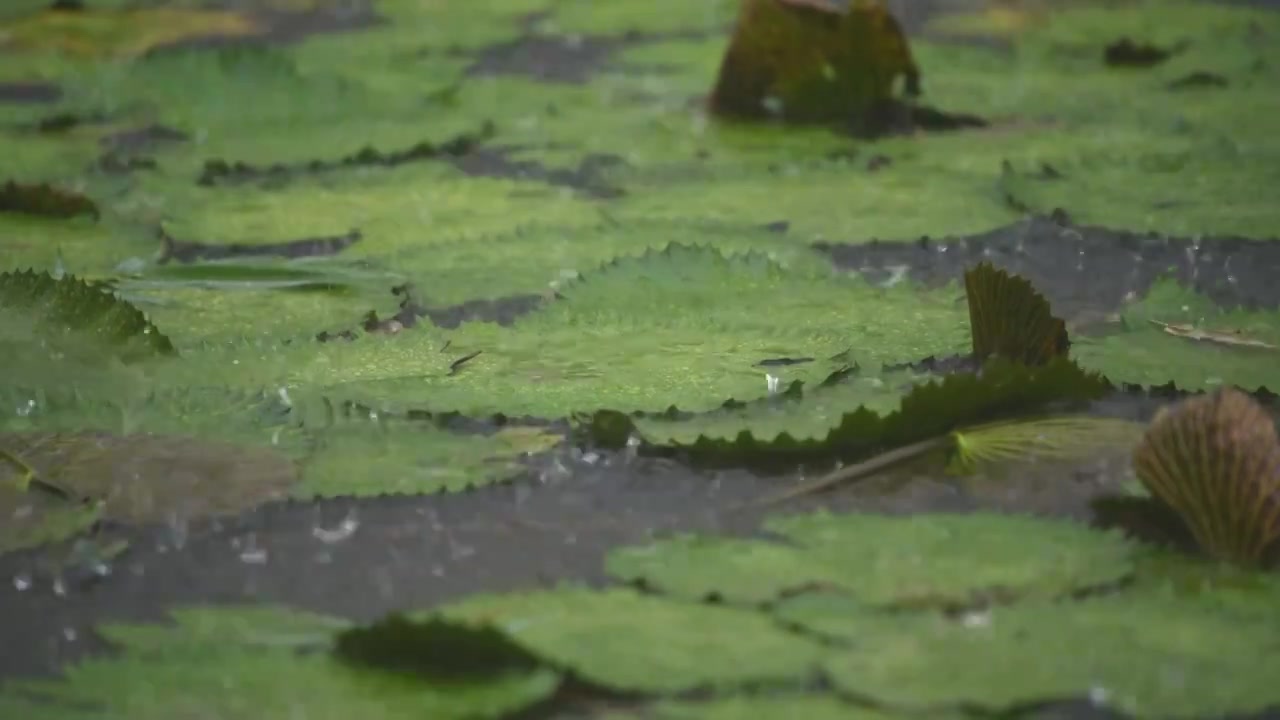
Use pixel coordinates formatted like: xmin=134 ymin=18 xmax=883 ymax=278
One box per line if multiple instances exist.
xmin=608 ymin=511 xmax=1136 ymax=607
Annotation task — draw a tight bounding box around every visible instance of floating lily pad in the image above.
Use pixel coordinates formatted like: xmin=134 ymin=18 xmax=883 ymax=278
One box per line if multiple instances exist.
xmin=434 ymin=587 xmax=827 ymax=693
xmin=183 ymin=244 xmax=970 ymax=416
xmin=4 ymin=605 xmax=558 ymax=720
xmin=0 ymin=269 xmax=174 ymax=362
xmin=0 ymin=430 xmax=297 ymax=536
xmin=633 ymin=365 xmax=931 ymax=444
xmin=608 ymin=511 xmax=1136 ymax=607
xmin=1073 ymin=278 xmax=1280 ymax=392
xmin=298 ymin=416 xmax=562 ymax=497
xmin=796 ymin=586 xmax=1280 ymax=718
xmin=588 ymin=355 xmax=1110 ymax=471
xmin=144 ymin=164 xmax=602 ymax=256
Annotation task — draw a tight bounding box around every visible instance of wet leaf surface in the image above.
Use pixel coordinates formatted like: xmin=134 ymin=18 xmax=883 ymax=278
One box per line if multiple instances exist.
xmin=2 ymin=0 xmax=1280 ymax=716
xmin=608 ymin=511 xmax=1136 ymax=607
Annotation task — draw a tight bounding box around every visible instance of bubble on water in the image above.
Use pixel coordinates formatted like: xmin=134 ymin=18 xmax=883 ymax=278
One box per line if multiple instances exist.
xmin=52 ymin=576 xmax=66 ymax=597
xmin=960 ymin=610 xmax=991 ymax=629
xmin=1088 ymin=685 xmax=1110 ymax=705
xmin=62 ymin=627 xmax=77 ymax=642
xmin=766 ymin=373 xmax=780 ymax=394
xmin=13 ymin=573 xmax=32 ymax=591
xmin=580 ymin=451 xmax=600 ymax=465
xmin=15 ymin=398 xmax=36 ymax=417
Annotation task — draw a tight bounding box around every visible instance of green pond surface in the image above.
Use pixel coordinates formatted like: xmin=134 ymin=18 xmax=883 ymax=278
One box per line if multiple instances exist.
xmin=1 ymin=0 xmax=1279 ymax=718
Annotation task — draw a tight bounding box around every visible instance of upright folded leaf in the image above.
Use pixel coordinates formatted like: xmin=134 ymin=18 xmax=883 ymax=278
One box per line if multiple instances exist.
xmin=710 ymin=0 xmax=920 ymax=132
xmin=1132 ymin=388 xmax=1280 ymax=567
xmin=964 ymin=262 xmax=1070 ymax=366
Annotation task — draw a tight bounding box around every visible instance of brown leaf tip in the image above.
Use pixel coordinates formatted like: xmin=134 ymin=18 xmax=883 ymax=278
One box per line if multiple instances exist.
xmin=1133 ymin=388 xmax=1280 ymax=567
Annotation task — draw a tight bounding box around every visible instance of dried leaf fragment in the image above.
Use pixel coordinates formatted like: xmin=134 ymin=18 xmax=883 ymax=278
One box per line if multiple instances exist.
xmin=1148 ymin=319 xmax=1278 ymax=350
xmin=1132 ymin=388 xmax=1280 ymax=566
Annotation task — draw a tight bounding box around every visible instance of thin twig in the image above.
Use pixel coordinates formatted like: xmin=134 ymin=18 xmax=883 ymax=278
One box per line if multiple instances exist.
xmin=751 ymin=436 xmax=948 ymax=508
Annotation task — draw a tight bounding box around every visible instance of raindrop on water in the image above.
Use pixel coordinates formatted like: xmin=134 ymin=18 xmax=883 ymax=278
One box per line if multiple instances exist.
xmin=238 ymin=534 xmax=269 ymax=565
xmin=312 ymin=512 xmax=359 ymax=544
